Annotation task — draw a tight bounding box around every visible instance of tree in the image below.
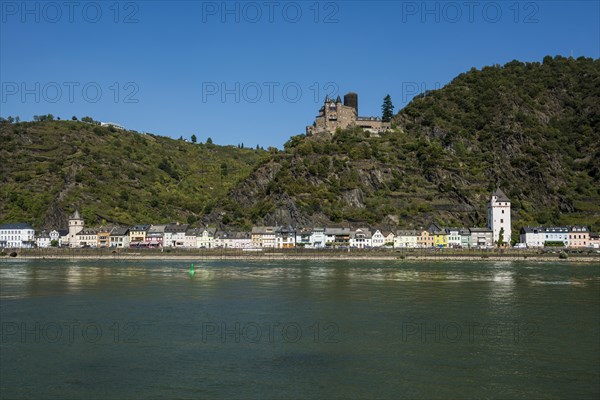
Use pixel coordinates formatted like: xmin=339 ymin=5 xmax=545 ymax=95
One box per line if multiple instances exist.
xmin=81 ymin=116 xmax=94 ymax=123
xmin=381 ymin=94 xmax=394 ymax=122
xmin=15 ymin=116 xmax=20 ymax=123
xmin=50 ymin=240 xmax=59 ymax=247
xmin=497 ymin=227 xmax=505 ymax=247
xmin=206 ymin=137 xmax=213 ymax=145
xmin=191 ymin=134 xmax=197 ymax=143
xmin=72 ymin=116 xmax=78 ymax=121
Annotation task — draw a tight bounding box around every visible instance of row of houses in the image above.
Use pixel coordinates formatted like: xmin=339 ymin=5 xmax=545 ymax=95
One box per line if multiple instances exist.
xmin=4 ymin=219 xmax=597 ymax=250
xmin=519 ymin=226 xmax=596 ymax=248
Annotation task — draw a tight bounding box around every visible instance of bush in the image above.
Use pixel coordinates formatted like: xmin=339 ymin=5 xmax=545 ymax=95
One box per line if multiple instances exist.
xmin=559 ymin=251 xmax=568 ymax=259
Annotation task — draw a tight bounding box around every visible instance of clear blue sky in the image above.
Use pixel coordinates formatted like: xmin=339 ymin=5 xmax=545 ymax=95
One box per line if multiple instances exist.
xmin=1 ymin=0 xmax=598 ymax=147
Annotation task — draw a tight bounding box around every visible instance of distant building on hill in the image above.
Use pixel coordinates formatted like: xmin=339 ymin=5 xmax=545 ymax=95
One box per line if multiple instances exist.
xmin=306 ymin=92 xmax=391 ymax=136
xmin=100 ymin=122 xmax=124 ymax=130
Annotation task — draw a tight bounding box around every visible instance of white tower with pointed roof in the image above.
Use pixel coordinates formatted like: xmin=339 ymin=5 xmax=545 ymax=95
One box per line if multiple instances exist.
xmin=487 ymin=188 xmax=511 ymax=246
xmin=68 ymin=210 xmax=84 ymax=247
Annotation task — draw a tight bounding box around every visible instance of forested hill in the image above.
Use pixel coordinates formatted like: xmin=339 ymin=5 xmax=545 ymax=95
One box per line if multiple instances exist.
xmin=1 ymin=56 xmax=599 ymax=235
xmin=215 ymin=56 xmax=600 ymax=233
xmin=0 ymin=120 xmax=267 ymax=228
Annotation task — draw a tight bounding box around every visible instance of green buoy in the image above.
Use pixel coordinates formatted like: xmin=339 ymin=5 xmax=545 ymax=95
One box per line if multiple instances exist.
xmin=189 ymin=263 xmax=195 ymax=276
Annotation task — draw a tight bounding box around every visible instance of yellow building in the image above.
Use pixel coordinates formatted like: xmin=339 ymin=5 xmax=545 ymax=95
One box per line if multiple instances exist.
xmin=129 ymin=224 xmax=150 ymax=244
xmin=433 ymin=231 xmax=448 ymax=248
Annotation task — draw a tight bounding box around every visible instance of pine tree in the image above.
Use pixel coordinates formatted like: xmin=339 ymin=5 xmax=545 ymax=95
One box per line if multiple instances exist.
xmin=381 ymin=94 xmax=394 ymax=122
xmin=191 ymin=134 xmax=197 ymax=143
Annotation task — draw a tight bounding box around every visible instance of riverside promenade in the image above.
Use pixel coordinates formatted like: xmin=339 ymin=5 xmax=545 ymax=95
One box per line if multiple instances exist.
xmin=4 ymin=247 xmax=600 ymax=263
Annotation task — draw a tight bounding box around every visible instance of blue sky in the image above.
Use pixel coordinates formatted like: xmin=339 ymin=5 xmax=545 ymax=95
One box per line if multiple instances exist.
xmin=1 ymin=0 xmax=598 ymax=147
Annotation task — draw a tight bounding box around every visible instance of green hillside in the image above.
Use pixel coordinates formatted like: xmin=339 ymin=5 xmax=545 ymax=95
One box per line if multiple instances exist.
xmin=0 ymin=120 xmax=267 ymax=228
xmin=2 ymin=56 xmax=599 ymax=236
xmin=215 ymin=56 xmax=600 ymax=234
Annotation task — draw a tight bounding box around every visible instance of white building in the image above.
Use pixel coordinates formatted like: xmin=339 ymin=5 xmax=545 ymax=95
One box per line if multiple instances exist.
xmin=394 ymin=230 xmax=419 ymax=248
xmin=446 ymin=228 xmax=462 ymax=248
xmin=197 ymin=228 xmax=216 ymax=248
xmin=36 ymin=231 xmax=51 ymax=248
xmin=544 ymin=227 xmax=569 ymax=247
xmin=109 ymin=226 xmax=130 ymax=248
xmin=216 ymin=231 xmax=252 ymax=248
xmin=164 ymin=223 xmax=188 ymax=247
xmin=76 ymin=229 xmax=98 ymax=248
xmin=49 ymin=230 xmax=61 ymax=246
xmin=0 ymin=223 xmax=36 ymax=248
xmin=370 ymin=230 xmax=385 ymax=247
xmin=324 ymin=228 xmax=351 ymax=247
xmin=487 ymin=188 xmax=511 ymax=245
xmin=310 ymin=228 xmax=326 ymax=248
xmin=519 ymin=227 xmax=545 ymax=248
xmin=350 ymin=228 xmax=372 ymax=248
xmin=68 ymin=210 xmax=84 ymax=248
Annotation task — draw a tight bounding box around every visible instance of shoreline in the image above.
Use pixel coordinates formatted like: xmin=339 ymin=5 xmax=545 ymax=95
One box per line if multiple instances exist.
xmin=4 ymin=253 xmax=599 ymax=263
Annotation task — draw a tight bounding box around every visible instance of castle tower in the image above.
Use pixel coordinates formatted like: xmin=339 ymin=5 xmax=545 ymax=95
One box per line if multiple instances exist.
xmin=487 ymin=188 xmax=511 ymax=246
xmin=68 ymin=210 xmax=84 ymax=247
xmin=343 ymin=92 xmax=358 ymax=115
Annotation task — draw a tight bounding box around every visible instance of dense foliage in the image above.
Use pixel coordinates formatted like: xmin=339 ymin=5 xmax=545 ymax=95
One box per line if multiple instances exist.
xmin=0 ymin=120 xmax=267 ymax=227
xmin=2 ymin=56 xmax=598 ymax=235
xmin=218 ymin=56 xmax=600 ymax=234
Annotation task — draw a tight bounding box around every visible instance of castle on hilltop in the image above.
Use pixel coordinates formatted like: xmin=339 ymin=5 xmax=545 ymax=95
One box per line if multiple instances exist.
xmin=306 ymin=92 xmax=391 ymax=136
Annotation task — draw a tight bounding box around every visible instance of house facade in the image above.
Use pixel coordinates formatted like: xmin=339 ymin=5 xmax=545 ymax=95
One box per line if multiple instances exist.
xmin=76 ymin=229 xmax=98 ymax=247
xmin=129 ymin=225 xmax=150 ymax=246
xmin=164 ymin=223 xmax=188 ymax=247
xmin=520 ymin=227 xmax=545 ymax=248
xmin=544 ymin=227 xmax=569 ymax=246
xmin=146 ymin=224 xmax=166 ymax=247
xmin=470 ymin=228 xmax=493 ymax=248
xmin=325 ymin=228 xmax=351 ymax=247
xmin=276 ymin=226 xmax=296 ymax=248
xmin=371 ymin=230 xmax=386 ymax=247
xmin=197 ymin=228 xmax=216 ymax=248
xmin=568 ymin=226 xmax=589 ymax=248
xmin=350 ymin=228 xmax=372 ymax=248
xmin=110 ymin=226 xmax=130 ymax=248
xmin=394 ymin=230 xmax=419 ymax=248
xmin=251 ymin=226 xmax=278 ymax=248
xmin=0 ymin=223 xmax=36 ymax=248
xmin=35 ymin=230 xmax=51 ymax=248
xmin=446 ymin=228 xmax=461 ymax=248
xmin=97 ymin=226 xmax=111 ymax=248
xmin=417 ymin=230 xmax=433 ymax=248
xmin=460 ymin=229 xmax=471 ymax=249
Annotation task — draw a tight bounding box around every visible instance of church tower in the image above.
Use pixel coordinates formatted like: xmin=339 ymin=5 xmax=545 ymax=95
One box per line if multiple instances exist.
xmin=68 ymin=210 xmax=84 ymax=247
xmin=487 ymin=188 xmax=511 ymax=246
